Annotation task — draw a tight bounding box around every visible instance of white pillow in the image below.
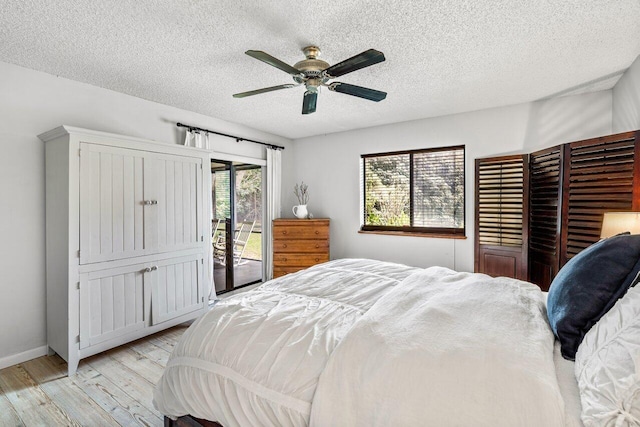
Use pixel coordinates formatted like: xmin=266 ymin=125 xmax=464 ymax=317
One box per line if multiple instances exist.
xmin=575 ymin=285 xmax=640 ymax=426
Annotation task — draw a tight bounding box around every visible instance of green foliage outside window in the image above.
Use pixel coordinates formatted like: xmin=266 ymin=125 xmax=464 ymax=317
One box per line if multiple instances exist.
xmin=236 ymin=168 xmax=262 ymax=224
xmin=362 ymin=146 xmax=465 ymax=234
xmin=364 ymin=154 xmax=410 ymax=226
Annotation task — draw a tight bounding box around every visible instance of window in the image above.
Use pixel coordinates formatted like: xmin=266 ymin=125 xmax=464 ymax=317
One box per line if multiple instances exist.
xmin=361 ymin=145 xmax=465 ymax=236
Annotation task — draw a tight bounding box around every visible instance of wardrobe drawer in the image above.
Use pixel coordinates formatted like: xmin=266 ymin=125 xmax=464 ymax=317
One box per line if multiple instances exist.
xmin=273 ymin=239 xmax=329 ymax=253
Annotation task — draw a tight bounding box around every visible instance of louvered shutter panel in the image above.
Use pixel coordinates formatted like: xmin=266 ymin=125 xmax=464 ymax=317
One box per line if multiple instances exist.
xmin=561 ymin=131 xmax=640 ymax=265
xmin=528 ymin=146 xmax=563 ymax=290
xmin=475 ymin=155 xmax=528 ymax=281
xmin=477 ymin=157 xmax=525 ymax=246
xmin=474 ymin=131 xmax=639 ymax=289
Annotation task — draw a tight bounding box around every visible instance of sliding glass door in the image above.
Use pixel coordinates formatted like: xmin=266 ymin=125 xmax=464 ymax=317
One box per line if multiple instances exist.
xmin=211 ymin=160 xmax=263 ymax=293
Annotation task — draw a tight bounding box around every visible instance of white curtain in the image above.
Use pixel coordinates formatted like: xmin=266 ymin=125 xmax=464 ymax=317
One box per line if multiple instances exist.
xmin=184 ymin=130 xmax=210 ymax=149
xmin=184 ymin=129 xmax=215 ymax=300
xmin=263 ymin=148 xmax=282 ymax=281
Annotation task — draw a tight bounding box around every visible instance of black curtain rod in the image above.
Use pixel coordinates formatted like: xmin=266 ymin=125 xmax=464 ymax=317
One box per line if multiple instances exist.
xmin=176 ymin=122 xmax=285 ymax=150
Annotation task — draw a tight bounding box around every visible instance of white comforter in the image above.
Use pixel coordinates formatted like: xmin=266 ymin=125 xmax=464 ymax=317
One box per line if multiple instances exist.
xmin=154 ymin=259 xmax=422 ymax=426
xmin=310 ymin=266 xmax=566 ymax=426
xmin=154 ymin=259 xmax=566 ymax=426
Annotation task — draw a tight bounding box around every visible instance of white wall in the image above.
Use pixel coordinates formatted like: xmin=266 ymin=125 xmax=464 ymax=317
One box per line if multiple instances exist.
xmin=285 ymin=91 xmax=612 ymax=273
xmin=613 ymin=55 xmax=640 ymax=133
xmin=0 ymin=61 xmax=292 ymax=364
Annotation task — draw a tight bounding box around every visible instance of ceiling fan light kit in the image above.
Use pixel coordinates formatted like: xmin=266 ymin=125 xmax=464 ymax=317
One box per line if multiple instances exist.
xmin=233 ymin=46 xmax=387 ymax=115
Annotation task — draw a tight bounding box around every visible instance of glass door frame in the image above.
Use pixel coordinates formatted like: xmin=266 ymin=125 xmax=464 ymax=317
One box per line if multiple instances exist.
xmin=210 ymin=153 xmax=266 ymax=294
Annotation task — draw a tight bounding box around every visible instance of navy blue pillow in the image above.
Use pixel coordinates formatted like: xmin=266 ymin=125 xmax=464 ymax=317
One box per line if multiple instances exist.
xmin=547 ymin=234 xmax=640 ymax=360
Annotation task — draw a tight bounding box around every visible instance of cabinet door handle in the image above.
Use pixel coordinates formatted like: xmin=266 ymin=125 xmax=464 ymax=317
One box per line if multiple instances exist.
xmin=144 ymin=266 xmax=159 ymax=273
xmin=144 ymin=200 xmax=158 ymax=205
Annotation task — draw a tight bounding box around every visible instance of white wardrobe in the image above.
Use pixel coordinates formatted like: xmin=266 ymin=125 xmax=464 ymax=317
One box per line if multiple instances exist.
xmin=41 ymin=126 xmax=212 ymax=375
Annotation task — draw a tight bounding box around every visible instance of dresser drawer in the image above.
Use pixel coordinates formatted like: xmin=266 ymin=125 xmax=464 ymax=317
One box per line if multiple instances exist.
xmin=273 ymin=239 xmax=328 ymax=253
xmin=274 ymin=267 xmax=308 ymax=278
xmin=273 ymin=253 xmax=329 ymax=267
xmin=273 ymin=224 xmax=329 ymax=240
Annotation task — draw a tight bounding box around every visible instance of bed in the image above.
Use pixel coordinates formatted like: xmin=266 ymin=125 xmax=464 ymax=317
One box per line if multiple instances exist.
xmin=154 ymin=238 xmax=640 ymax=427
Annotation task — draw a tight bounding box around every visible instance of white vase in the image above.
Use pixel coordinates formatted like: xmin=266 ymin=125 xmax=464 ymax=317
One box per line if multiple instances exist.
xmin=292 ymin=204 xmax=308 ymax=219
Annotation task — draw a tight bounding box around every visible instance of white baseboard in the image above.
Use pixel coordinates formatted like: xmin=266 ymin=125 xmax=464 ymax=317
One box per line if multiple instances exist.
xmin=0 ymin=345 xmax=48 ymax=370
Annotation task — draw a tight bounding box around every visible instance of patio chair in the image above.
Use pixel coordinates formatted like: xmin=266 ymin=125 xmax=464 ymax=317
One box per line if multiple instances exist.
xmin=213 ymin=220 xmax=256 ymax=265
xmin=232 ymin=220 xmax=256 ymax=265
xmin=212 ymin=219 xmax=225 ymax=262
xmin=212 ymin=218 xmax=223 ymax=239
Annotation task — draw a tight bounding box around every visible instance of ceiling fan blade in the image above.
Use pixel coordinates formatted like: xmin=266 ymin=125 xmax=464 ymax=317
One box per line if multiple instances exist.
xmin=233 ymin=84 xmax=296 ymax=98
xmin=329 ymin=82 xmax=387 ymax=102
xmin=245 ymin=50 xmax=301 ymax=76
xmin=323 ymin=49 xmax=385 ymax=78
xmin=302 ymin=91 xmax=318 ymax=114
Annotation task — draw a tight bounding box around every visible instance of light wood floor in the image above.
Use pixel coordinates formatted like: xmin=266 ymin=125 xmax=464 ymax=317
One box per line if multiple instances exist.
xmin=0 ymin=324 xmax=190 ymax=426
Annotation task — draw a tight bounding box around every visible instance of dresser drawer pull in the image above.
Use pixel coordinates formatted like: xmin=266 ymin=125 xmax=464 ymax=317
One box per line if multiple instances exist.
xmin=315 ymin=230 xmax=319 ymax=234
xmin=282 ymin=230 xmax=288 ymax=235
xmin=282 ymin=257 xmax=287 ymax=262
xmin=315 ymin=244 xmax=319 ymax=248
xmin=282 ymin=244 xmax=287 ymax=248
xmin=315 ymin=258 xmax=319 ymax=262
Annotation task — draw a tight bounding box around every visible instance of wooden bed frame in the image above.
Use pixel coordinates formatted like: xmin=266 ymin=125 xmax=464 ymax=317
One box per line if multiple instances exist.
xmin=165 ymin=415 xmax=223 ymax=427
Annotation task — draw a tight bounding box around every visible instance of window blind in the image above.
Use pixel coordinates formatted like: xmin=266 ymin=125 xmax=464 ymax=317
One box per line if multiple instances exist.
xmin=413 ymin=149 xmax=464 ymax=228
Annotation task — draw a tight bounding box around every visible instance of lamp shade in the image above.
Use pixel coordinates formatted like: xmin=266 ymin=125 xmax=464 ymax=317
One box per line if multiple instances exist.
xmin=600 ymin=212 xmax=640 ymax=238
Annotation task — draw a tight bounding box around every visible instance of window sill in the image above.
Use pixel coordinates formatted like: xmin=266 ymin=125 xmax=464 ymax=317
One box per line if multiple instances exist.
xmin=358 ymin=230 xmax=467 ymax=239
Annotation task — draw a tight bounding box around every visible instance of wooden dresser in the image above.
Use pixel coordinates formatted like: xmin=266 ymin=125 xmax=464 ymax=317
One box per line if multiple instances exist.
xmin=272 ymin=219 xmax=330 ymax=278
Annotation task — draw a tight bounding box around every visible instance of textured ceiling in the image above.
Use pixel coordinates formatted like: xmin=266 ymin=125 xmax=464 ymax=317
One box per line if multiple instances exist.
xmin=1 ymin=1 xmax=639 ymax=139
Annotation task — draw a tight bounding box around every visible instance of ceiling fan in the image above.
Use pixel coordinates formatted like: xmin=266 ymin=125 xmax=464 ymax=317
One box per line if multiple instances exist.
xmin=233 ymin=46 xmax=387 ymax=115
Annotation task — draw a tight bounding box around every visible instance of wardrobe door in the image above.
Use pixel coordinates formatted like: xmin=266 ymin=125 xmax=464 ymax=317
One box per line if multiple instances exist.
xmin=79 ymin=263 xmax=148 ymax=349
xmin=528 ymin=146 xmax=563 ymax=290
xmin=144 ymin=153 xmax=204 ymax=254
xmin=561 ymin=131 xmax=640 ymax=265
xmin=475 ymin=155 xmax=528 ymax=280
xmin=149 ymin=253 xmax=204 ymax=325
xmin=79 ymin=144 xmax=147 ymax=264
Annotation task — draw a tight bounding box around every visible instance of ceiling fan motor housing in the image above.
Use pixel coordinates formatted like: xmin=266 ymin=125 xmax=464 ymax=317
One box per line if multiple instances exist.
xmin=294 ymin=45 xmax=330 ymax=91
xmin=293 ymin=58 xmax=330 ymax=73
